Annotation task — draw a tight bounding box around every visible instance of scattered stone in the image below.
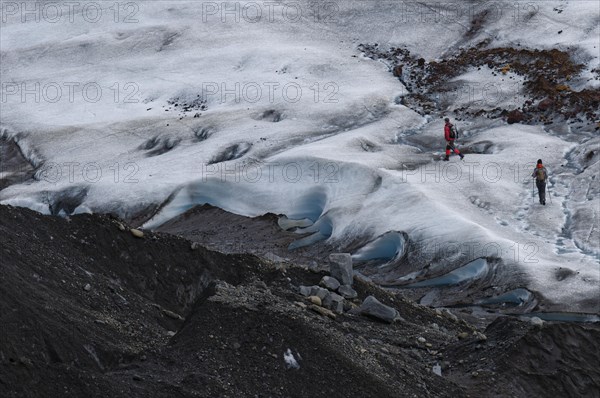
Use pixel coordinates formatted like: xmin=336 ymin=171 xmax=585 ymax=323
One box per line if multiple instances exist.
xmin=338 ymin=284 xmax=358 ymax=299
xmin=529 ymin=316 xmax=544 ymax=327
xmin=474 ymin=331 xmax=487 ymax=341
xmin=308 ymin=304 xmax=336 ymax=319
xmin=417 ymin=337 xmax=426 ymax=344
xmin=299 ymin=285 xmax=312 ymax=297
xmin=328 ymin=253 xmax=353 ymax=286
xmin=425 ymin=343 xmax=432 ymax=348
xmin=308 ymin=296 xmax=322 ymax=306
xmin=506 ymin=109 xmax=525 ymax=124
xmin=308 ymin=261 xmax=328 ymax=273
xmin=116 ymin=222 xmax=126 ymax=231
xmin=471 ymin=371 xmax=479 ymax=378
xmin=233 ymin=342 xmax=241 ymax=350
xmin=431 ymin=323 xmax=439 ymax=330
xmin=322 ymin=292 xmax=344 ymax=314
xmin=283 ymin=348 xmax=300 ymax=369
xmin=133 ymin=374 xmax=143 ymax=381
xmin=294 ymin=301 xmax=307 ymax=309
xmin=443 ymin=309 xmax=458 ymax=321
xmin=162 ymin=309 xmax=184 ymax=320
xmin=457 ymin=332 xmax=469 ymax=340
xmin=190 ymin=242 xmax=200 ymax=250
xmin=310 ymin=286 xmax=330 ymax=300
xmin=264 ymin=252 xmax=287 ymax=264
xmin=130 ymin=228 xmax=144 ymax=238
xmin=432 ymin=363 xmax=442 ymax=377
xmin=358 ymin=296 xmax=399 ymax=324
xmin=320 ymin=276 xmax=340 ymax=291
xmin=166 ymin=331 xmax=176 ymax=337
xmin=537 ymin=97 xmax=554 ymax=111
xmin=393 ymin=64 xmax=403 ymax=77
xmin=83 ymin=283 xmax=91 ymax=292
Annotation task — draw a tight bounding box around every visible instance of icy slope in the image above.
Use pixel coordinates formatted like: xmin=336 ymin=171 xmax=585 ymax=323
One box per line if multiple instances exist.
xmin=1 ymin=1 xmax=598 ymax=312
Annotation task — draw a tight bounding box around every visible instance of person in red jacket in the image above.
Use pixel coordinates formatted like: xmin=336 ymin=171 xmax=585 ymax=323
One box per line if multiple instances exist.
xmin=443 ymin=118 xmax=464 ymax=161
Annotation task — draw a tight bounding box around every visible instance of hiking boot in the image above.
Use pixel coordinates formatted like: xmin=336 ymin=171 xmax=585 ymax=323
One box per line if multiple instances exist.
xmin=443 ymin=155 xmax=450 ymax=161
xmin=459 ymin=154 xmax=464 ymax=160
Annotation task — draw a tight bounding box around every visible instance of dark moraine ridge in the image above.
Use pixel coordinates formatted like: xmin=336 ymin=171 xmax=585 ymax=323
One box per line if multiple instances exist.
xmin=1 ymin=205 xmax=599 ymax=398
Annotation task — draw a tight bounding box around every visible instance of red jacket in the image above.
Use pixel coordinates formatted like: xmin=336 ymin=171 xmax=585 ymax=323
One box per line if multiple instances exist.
xmin=444 ymin=123 xmax=454 ymax=141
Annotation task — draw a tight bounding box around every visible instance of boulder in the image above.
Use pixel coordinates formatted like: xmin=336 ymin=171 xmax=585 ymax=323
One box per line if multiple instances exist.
xmin=328 ymin=253 xmax=353 ymax=286
xmin=337 ymin=285 xmax=358 ymax=299
xmin=299 ymin=285 xmax=312 ymax=297
xmin=322 ymin=292 xmax=344 ymax=314
xmin=308 ymin=304 xmax=336 ymax=319
xmin=308 ymin=296 xmax=322 ymax=306
xmin=310 ymin=286 xmax=330 ymax=300
xmin=319 ymin=276 xmax=340 ymax=291
xmin=392 ymin=65 xmax=403 ymax=77
xmin=537 ymin=97 xmax=554 ymax=111
xmin=358 ymin=296 xmax=399 ymax=324
xmin=130 ymin=228 xmax=144 ymax=238
xmin=506 ymin=109 xmax=525 ymax=124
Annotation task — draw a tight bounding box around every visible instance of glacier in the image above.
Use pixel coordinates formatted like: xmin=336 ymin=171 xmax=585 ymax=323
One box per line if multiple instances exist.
xmin=1 ymin=0 xmax=598 ymax=314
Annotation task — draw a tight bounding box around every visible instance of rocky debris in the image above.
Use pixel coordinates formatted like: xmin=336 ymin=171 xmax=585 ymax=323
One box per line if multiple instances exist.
xmin=338 ymin=284 xmax=358 ymax=299
xmin=457 ymin=332 xmax=469 ymax=340
xmin=328 ymin=253 xmax=353 ymax=286
xmin=2 ymin=205 xmax=598 ymax=398
xmin=358 ymin=295 xmax=399 ymax=324
xmin=358 ymin=43 xmax=599 ymax=129
xmin=319 ymin=276 xmax=340 ymax=291
xmin=83 ymin=283 xmax=91 ymax=292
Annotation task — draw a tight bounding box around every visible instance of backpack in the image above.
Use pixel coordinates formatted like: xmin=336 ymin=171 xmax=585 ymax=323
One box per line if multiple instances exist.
xmin=535 ymin=167 xmax=547 ymax=181
xmin=449 ymin=124 xmax=459 ymax=139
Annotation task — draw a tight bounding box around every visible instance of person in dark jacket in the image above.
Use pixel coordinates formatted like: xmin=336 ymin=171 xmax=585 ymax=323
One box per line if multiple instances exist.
xmin=443 ymin=118 xmax=464 ymax=161
xmin=532 ymin=159 xmax=548 ymax=205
